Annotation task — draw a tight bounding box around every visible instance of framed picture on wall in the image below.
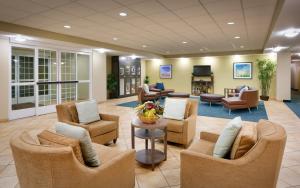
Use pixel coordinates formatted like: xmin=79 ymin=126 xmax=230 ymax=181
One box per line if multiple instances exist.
xmin=233 ymin=62 xmax=252 ymax=79
xmin=160 ymin=65 xmax=172 ymax=79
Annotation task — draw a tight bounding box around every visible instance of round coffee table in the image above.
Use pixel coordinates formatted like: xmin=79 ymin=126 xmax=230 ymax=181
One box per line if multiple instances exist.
xmin=131 ymin=117 xmax=167 ymax=171
xmin=168 ymin=92 xmax=190 ymax=98
xmin=200 ymin=93 xmax=225 ymax=106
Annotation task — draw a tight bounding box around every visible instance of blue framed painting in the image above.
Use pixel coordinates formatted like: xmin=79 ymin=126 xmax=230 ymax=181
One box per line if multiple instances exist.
xmin=160 ymin=65 xmax=172 ymax=79
xmin=233 ymin=62 xmax=252 ymax=79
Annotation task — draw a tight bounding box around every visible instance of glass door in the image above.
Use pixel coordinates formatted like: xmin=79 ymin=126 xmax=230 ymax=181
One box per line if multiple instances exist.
xmin=10 ymin=47 xmax=36 ymax=119
xmin=36 ymin=49 xmax=58 ymax=115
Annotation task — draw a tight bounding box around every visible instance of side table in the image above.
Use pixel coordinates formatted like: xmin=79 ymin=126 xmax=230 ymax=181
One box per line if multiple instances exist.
xmin=131 ymin=117 xmax=167 ymax=171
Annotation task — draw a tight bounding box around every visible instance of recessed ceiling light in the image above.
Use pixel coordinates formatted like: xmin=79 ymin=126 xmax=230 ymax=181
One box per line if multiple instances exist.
xmin=131 ymin=54 xmax=137 ymax=59
xmin=119 ymin=12 xmax=128 ymax=17
xmin=234 ymin=36 xmax=240 ymax=39
xmin=96 ymin=48 xmax=107 ymax=53
xmin=240 ymin=45 xmax=244 ymax=49
xmin=166 ymin=51 xmax=170 ymax=54
xmin=64 ymin=25 xmax=71 ymax=29
xmin=113 ymin=37 xmax=118 ymax=41
xmin=200 ymin=48 xmax=204 ymax=52
xmin=14 ymin=34 xmax=26 ymax=42
xmin=182 ymin=41 xmax=187 ymax=44
xmin=272 ymin=46 xmax=288 ymax=52
xmin=284 ymin=30 xmax=299 ymax=38
xmin=142 ymin=45 xmax=147 ymax=48
xmin=227 ymin=22 xmax=235 ymax=25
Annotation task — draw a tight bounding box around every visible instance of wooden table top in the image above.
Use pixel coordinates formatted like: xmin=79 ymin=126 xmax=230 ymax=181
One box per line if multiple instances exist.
xmin=131 ymin=117 xmax=167 ymax=129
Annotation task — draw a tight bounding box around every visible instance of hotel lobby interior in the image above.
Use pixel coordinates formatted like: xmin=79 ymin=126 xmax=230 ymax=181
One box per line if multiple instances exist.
xmin=0 ymin=0 xmax=300 ymax=188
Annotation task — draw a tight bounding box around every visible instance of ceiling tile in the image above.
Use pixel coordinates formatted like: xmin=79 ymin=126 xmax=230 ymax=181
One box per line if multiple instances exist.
xmin=203 ymin=0 xmax=242 ymax=14
xmin=39 ymin=10 xmax=76 ymax=22
xmin=85 ymin=13 xmax=119 ymax=25
xmin=77 ymin=0 xmax=122 ymax=12
xmin=173 ymin=6 xmax=207 ymax=19
xmin=31 ymin=0 xmax=73 ymax=8
xmin=57 ymin=2 xmax=97 ymax=17
xmin=158 ymin=0 xmax=200 ymax=10
xmin=128 ymin=0 xmax=167 ymax=15
xmin=0 ymin=4 xmax=30 ymax=22
xmin=0 ymin=0 xmax=49 ymax=13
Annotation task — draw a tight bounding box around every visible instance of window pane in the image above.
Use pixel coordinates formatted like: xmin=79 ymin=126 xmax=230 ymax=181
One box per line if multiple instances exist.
xmin=77 ymin=54 xmax=90 ymax=80
xmin=77 ymin=83 xmax=89 ymax=101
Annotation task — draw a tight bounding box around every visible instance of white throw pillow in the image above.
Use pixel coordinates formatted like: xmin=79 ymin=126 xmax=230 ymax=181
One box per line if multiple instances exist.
xmin=163 ymin=98 xmax=187 ymax=120
xmin=75 ymin=100 xmax=100 ymax=124
xmin=238 ymin=86 xmax=248 ymax=98
xmin=143 ymin=84 xmax=150 ymax=94
xmin=55 ymin=122 xmax=100 ymax=167
xmin=213 ymin=117 xmax=242 ymax=158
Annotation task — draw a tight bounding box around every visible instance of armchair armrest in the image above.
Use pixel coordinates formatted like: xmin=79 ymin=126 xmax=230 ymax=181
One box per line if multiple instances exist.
xmin=99 ymin=113 xmax=119 ymax=123
xmin=150 ymin=88 xmax=161 ymax=92
xmin=60 ymin=120 xmax=89 ymax=129
xmin=200 ymin=131 xmax=219 ymax=143
xmin=182 ymin=115 xmax=197 ymax=147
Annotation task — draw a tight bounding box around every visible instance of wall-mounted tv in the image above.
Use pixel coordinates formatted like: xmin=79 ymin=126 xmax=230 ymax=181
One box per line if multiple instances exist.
xmin=193 ymin=65 xmax=211 ymax=76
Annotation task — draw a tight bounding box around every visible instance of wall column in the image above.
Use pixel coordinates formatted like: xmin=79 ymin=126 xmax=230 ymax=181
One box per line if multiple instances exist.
xmin=92 ymin=51 xmax=107 ymax=102
xmin=276 ymin=52 xmax=291 ymax=101
xmin=0 ymin=38 xmax=10 ymax=121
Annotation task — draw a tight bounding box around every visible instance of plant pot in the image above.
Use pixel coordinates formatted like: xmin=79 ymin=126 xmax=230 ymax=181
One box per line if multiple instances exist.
xmin=138 ymin=114 xmax=159 ymax=124
xmin=260 ymin=95 xmax=269 ymax=101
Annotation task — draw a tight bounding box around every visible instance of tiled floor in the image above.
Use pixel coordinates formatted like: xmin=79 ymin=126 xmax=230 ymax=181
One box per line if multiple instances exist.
xmin=0 ymin=96 xmax=299 ymax=188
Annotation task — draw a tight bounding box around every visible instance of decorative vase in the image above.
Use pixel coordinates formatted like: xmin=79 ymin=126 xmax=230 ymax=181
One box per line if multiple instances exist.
xmin=138 ymin=114 xmax=159 ymax=124
xmin=260 ymin=95 xmax=269 ymax=101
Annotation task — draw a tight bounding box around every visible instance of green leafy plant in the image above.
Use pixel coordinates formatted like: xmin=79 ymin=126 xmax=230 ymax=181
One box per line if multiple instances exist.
xmin=257 ymin=59 xmax=276 ymax=98
xmin=107 ymin=74 xmax=117 ymax=98
xmin=144 ymin=75 xmax=150 ymax=84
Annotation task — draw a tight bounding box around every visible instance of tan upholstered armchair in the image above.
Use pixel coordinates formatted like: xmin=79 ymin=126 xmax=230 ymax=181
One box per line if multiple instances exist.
xmin=181 ymin=120 xmax=287 ymax=188
xmin=10 ymin=132 xmax=135 ymax=188
xmin=56 ymin=102 xmax=119 ymax=144
xmin=166 ymin=99 xmax=198 ymax=148
xmin=137 ymin=86 xmax=159 ymax=103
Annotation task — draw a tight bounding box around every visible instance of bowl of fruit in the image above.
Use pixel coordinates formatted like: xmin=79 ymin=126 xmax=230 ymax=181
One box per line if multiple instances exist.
xmin=135 ymin=101 xmax=164 ymax=124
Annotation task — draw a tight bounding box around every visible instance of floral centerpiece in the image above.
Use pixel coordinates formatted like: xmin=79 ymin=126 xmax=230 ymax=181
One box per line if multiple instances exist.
xmin=135 ymin=101 xmax=164 ymax=124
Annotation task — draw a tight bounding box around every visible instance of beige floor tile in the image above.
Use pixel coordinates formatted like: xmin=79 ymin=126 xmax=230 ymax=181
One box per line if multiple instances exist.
xmin=136 ymin=171 xmax=169 ymax=188
xmin=279 ymin=168 xmax=300 ymax=186
xmin=161 ymin=168 xmax=180 ymax=186
xmin=0 ymin=176 xmax=18 ymax=188
xmin=0 ymin=165 xmax=17 ymax=178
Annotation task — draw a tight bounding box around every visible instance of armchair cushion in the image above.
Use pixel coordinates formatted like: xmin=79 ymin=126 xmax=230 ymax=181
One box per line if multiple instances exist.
xmin=230 ymin=124 xmax=257 ymax=159
xmin=163 ymin=98 xmax=187 ymax=120
xmin=156 ymin=82 xmax=165 ymax=90
xmin=143 ymin=84 xmax=150 ymax=94
xmin=222 ymin=97 xmax=247 ymax=105
xmin=166 ymin=119 xmax=184 ymax=133
xmin=213 ymin=117 xmax=242 ymax=158
xmin=75 ymin=100 xmax=100 ymax=124
xmin=56 ymin=122 xmax=100 ymax=167
xmin=37 ymin=130 xmax=85 ymax=164
xmin=87 ymin=120 xmax=118 ymax=137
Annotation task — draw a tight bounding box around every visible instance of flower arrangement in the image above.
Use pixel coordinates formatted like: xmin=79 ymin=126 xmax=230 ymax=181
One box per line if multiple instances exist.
xmin=135 ymin=101 xmax=164 ymax=124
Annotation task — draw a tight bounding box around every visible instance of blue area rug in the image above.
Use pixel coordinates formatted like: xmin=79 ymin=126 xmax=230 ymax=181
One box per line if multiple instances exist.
xmin=284 ymin=91 xmax=300 ymax=118
xmin=117 ymin=98 xmax=268 ymax=122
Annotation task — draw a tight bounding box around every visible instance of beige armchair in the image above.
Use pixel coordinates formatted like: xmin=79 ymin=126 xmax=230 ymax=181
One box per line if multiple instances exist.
xmin=56 ymin=102 xmax=119 ymax=145
xmin=166 ymin=99 xmax=198 ymax=148
xmin=10 ymin=132 xmax=135 ymax=188
xmin=181 ymin=119 xmax=286 ymax=188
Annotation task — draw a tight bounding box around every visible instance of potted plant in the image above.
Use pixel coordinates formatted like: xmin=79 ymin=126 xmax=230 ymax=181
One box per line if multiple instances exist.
xmin=144 ymin=75 xmax=150 ymax=84
xmin=107 ymin=74 xmax=117 ymax=99
xmin=257 ymin=58 xmax=276 ymax=101
xmin=135 ymin=101 xmax=164 ymax=124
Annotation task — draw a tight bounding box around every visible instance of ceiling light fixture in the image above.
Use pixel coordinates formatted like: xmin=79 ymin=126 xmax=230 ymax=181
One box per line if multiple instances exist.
xmin=182 ymin=41 xmax=187 ymax=44
xmin=64 ymin=25 xmax=71 ymax=29
xmin=200 ymin=48 xmax=204 ymax=52
xmin=240 ymin=45 xmax=244 ymax=49
xmin=119 ymin=12 xmax=128 ymax=17
xmin=284 ymin=29 xmax=299 ymax=38
xmin=227 ymin=22 xmax=235 ymax=25
xmin=14 ymin=34 xmax=27 ymax=42
xmin=113 ymin=37 xmax=118 ymax=41
xmin=234 ymin=36 xmax=240 ymax=39
xmin=272 ymin=46 xmax=288 ymax=52
xmin=96 ymin=48 xmax=107 ymax=53
xmin=142 ymin=45 xmax=147 ymax=48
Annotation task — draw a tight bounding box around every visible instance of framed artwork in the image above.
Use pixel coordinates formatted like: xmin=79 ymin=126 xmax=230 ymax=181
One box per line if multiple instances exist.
xmin=233 ymin=62 xmax=252 ymax=79
xmin=160 ymin=65 xmax=172 ymax=79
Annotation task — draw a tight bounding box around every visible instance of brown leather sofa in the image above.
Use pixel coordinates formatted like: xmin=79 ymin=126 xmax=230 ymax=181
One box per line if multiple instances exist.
xmin=166 ymin=99 xmax=198 ymax=148
xmin=222 ymin=90 xmax=259 ymax=115
xmin=224 ymin=85 xmax=253 ymax=97
xmin=149 ymin=83 xmax=175 ymax=97
xmin=56 ymin=102 xmax=119 ymax=144
xmin=10 ymin=132 xmax=135 ymax=188
xmin=181 ymin=120 xmax=286 ymax=188
xmin=137 ymin=86 xmax=159 ymax=103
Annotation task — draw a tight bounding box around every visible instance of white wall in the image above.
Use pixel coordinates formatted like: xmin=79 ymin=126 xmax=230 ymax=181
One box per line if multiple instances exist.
xmin=92 ymin=51 xmax=107 ymax=102
xmin=276 ymin=52 xmax=291 ymax=101
xmin=0 ymin=38 xmax=10 ymax=121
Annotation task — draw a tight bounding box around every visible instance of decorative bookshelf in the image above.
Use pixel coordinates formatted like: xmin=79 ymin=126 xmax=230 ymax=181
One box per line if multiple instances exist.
xmin=191 ymin=75 xmax=214 ymax=95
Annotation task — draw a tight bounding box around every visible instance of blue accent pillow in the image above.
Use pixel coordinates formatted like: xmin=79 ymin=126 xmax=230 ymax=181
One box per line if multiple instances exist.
xmin=156 ymin=82 xmax=165 ymax=90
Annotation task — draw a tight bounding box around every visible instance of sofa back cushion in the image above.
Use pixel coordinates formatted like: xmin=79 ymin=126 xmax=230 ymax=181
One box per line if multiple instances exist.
xmin=37 ymin=130 xmax=85 ymax=164
xmin=143 ymin=84 xmax=150 ymax=94
xmin=230 ymin=124 xmax=257 ymax=159
xmin=156 ymin=82 xmax=165 ymax=90
xmin=56 ymin=122 xmax=100 ymax=167
xmin=213 ymin=117 xmax=242 ymax=158
xmin=75 ymin=100 xmax=100 ymax=124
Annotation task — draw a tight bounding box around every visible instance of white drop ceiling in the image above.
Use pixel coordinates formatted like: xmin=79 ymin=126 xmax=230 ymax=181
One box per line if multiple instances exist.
xmin=0 ymin=0 xmax=278 ymax=56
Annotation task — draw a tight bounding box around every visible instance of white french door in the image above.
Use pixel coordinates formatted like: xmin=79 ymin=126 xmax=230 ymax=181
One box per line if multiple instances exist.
xmin=9 ymin=45 xmax=92 ymax=120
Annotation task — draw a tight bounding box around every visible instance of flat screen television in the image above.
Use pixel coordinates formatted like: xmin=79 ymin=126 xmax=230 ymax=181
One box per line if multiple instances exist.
xmin=193 ymin=65 xmax=211 ymax=76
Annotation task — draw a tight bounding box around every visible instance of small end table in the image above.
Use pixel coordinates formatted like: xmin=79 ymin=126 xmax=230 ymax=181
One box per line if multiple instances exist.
xmin=131 ymin=117 xmax=167 ymax=171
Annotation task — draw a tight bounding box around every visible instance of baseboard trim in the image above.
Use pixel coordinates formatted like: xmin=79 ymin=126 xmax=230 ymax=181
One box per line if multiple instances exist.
xmin=283 ymin=99 xmax=291 ymax=102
